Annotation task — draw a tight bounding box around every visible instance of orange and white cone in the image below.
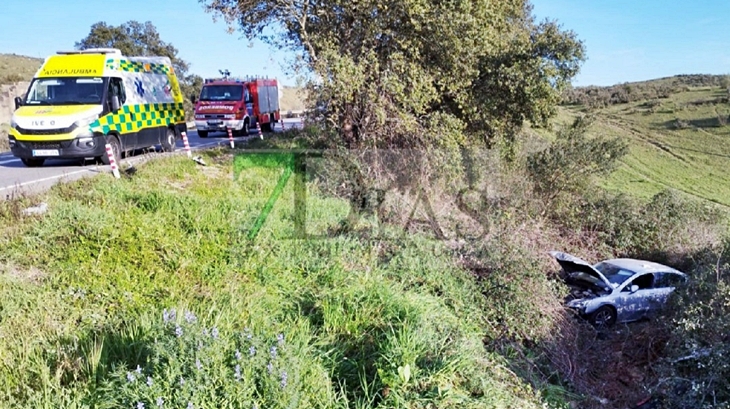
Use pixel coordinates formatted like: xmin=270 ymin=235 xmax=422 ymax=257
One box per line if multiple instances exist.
xmin=105 ymin=143 xmax=120 ymax=179
xmin=227 ymin=127 xmax=234 ymax=148
xmin=182 ymin=131 xmax=192 ymax=157
xmin=257 ymin=122 xmax=263 ymax=140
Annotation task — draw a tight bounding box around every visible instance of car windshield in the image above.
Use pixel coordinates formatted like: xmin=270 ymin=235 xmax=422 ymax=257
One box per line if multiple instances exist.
xmin=24 ymin=77 xmax=106 ymax=105
xmin=199 ymin=85 xmax=243 ymax=101
xmin=593 ymin=262 xmax=635 ymax=285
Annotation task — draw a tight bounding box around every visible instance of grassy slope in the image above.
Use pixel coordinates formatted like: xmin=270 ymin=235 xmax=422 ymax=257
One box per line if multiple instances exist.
xmin=0 ymin=145 xmax=545 ymax=408
xmin=556 ymin=86 xmax=730 ymax=207
xmin=0 ymin=53 xmax=42 ymax=84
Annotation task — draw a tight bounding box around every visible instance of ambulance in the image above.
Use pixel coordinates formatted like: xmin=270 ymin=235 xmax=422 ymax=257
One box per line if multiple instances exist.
xmin=193 ymin=76 xmax=281 ymax=138
xmin=9 ymin=48 xmax=187 ymax=167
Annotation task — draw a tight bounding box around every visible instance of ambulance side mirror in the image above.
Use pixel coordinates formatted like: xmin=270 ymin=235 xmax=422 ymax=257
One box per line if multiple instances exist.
xmin=14 ymin=97 xmax=22 ymax=110
xmin=111 ymin=95 xmax=120 ymax=112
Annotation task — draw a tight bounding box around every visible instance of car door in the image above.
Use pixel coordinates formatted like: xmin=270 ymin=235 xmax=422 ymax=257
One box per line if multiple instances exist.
xmin=615 ymin=273 xmax=657 ymax=321
xmin=108 ymin=77 xmax=136 ymax=151
xmin=645 ymin=272 xmax=685 ymax=317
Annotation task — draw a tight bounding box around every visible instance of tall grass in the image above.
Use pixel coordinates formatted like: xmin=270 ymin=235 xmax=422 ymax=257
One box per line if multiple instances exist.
xmin=0 ymin=150 xmax=548 ymax=408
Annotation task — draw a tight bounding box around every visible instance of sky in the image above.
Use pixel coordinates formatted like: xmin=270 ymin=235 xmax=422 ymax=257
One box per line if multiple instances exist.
xmin=1 ymin=0 xmax=729 ymax=87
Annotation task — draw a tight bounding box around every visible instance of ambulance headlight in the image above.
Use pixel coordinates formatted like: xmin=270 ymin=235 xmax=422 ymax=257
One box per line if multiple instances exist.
xmin=73 ymin=115 xmax=99 ymax=128
xmin=10 ymin=118 xmax=17 ymax=129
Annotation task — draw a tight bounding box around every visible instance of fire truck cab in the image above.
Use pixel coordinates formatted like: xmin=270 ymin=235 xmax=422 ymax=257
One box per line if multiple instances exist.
xmin=193 ymin=76 xmax=280 ymax=138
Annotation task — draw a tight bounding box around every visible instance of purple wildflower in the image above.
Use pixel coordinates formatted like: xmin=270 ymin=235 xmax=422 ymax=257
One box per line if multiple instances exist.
xmin=180 ymin=376 xmax=185 ymax=386
xmin=156 ymin=397 xmax=164 ymax=407
xmin=234 ymin=364 xmax=241 ymax=381
xmin=211 ymin=327 xmax=219 ymax=339
xmin=249 ymin=346 xmax=256 ymax=356
xmin=147 ymin=376 xmax=153 ymax=387
xmin=163 ymin=309 xmax=171 ymax=323
xmin=137 ymin=402 xmax=145 ymax=409
xmin=184 ymin=310 xmax=197 ymax=324
xmin=244 ymin=327 xmax=252 ymax=339
xmin=280 ymin=371 xmax=288 ymax=389
xmin=187 ymin=402 xmax=194 ymax=409
xmin=195 ymin=359 xmax=202 ymax=370
xmin=277 ymin=333 xmax=285 ymax=346
xmin=126 ymin=372 xmax=135 ymax=383
xmin=175 ymin=325 xmax=183 ymax=337
xmin=135 ymin=365 xmax=142 ymax=374
xmin=202 ymin=328 xmax=209 ymax=337
xmin=270 ymin=346 xmax=277 ymax=359
xmin=267 ymin=361 xmax=273 ymax=374
xmin=235 ymin=349 xmax=242 ymax=360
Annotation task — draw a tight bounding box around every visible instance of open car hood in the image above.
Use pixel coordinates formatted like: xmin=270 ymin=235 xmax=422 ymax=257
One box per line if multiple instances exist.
xmin=549 ymin=251 xmax=614 ymax=291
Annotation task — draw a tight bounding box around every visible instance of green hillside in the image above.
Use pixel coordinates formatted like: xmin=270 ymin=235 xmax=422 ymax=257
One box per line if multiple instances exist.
xmin=558 ymin=76 xmax=730 ymax=207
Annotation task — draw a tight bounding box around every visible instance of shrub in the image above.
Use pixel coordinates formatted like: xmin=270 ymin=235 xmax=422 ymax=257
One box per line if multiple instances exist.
xmin=652 ymin=240 xmax=730 ymax=408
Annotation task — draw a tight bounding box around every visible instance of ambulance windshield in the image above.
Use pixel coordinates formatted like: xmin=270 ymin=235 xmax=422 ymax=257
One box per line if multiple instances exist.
xmin=24 ymin=77 xmax=106 ymax=105
xmin=199 ymin=85 xmax=244 ymax=102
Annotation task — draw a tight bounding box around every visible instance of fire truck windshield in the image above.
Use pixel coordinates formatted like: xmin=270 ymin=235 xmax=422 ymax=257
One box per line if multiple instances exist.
xmin=199 ymin=85 xmax=244 ymax=102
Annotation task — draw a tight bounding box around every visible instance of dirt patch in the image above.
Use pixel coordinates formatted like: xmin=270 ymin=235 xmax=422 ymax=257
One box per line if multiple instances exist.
xmin=1 ymin=264 xmax=46 ymax=284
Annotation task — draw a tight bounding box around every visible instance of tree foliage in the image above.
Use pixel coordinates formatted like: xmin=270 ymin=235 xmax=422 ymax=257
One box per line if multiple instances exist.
xmin=200 ymin=0 xmax=585 ymax=152
xmin=75 ymin=21 xmax=203 ymax=119
xmin=526 ymin=115 xmax=629 ymax=211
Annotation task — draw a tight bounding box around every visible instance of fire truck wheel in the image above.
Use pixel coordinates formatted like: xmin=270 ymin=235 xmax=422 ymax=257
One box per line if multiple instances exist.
xmin=198 ymin=130 xmax=208 ymax=138
xmin=241 ymin=121 xmax=250 ymax=136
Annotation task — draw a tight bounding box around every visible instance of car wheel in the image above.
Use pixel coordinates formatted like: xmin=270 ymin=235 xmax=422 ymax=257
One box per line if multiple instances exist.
xmin=161 ymin=128 xmax=176 ymax=152
xmin=198 ymin=130 xmax=208 ymax=138
xmin=21 ymin=158 xmax=45 ymax=167
xmin=590 ymin=305 xmax=617 ymax=328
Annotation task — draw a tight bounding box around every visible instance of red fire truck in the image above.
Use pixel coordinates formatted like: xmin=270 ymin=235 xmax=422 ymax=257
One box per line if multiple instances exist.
xmin=193 ymin=76 xmax=281 ymax=138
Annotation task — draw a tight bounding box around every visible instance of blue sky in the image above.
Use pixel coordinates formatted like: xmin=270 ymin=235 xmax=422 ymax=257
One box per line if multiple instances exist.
xmin=1 ymin=0 xmax=728 ymax=87
xmin=530 ymin=0 xmax=730 ymax=86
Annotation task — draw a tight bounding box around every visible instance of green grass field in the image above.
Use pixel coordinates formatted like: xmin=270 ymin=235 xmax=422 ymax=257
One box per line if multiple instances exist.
xmin=0 ymin=143 xmax=550 ymax=408
xmin=557 ymin=86 xmax=730 ymax=207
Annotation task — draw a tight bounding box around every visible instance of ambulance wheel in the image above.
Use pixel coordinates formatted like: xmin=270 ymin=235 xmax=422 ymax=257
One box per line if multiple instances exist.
xmin=198 ymin=130 xmax=208 ymax=138
xmin=21 ymin=158 xmax=45 ymax=167
xmin=161 ymin=128 xmax=176 ymax=152
xmin=101 ymin=136 xmax=122 ymax=166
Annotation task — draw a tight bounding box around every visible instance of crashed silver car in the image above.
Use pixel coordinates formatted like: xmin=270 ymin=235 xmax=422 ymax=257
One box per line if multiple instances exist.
xmin=550 ymin=251 xmax=688 ymax=327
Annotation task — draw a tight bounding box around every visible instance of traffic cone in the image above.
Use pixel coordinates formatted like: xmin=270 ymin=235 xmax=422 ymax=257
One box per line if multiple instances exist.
xmin=257 ymin=122 xmax=263 ymax=140
xmin=181 ymin=131 xmax=192 ymax=157
xmin=105 ymin=143 xmax=120 ymax=179
xmin=227 ymin=127 xmax=234 ymax=148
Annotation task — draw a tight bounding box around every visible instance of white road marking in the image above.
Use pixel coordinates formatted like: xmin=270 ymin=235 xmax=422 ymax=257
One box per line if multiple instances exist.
xmin=0 ymin=168 xmax=96 ymax=192
xmin=0 ymin=158 xmax=18 ymax=165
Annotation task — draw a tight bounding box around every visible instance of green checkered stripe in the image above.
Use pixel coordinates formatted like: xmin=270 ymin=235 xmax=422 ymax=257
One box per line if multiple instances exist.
xmin=105 ymin=59 xmax=170 ymax=74
xmin=90 ymin=103 xmax=185 ymax=134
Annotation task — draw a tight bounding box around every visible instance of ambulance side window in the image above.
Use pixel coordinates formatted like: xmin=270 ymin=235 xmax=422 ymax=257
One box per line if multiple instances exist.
xmin=244 ymin=88 xmax=252 ymax=103
xmin=109 ymin=78 xmax=126 ymax=105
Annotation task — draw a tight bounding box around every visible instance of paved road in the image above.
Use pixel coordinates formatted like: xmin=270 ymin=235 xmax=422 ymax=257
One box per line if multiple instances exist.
xmin=0 ymin=118 xmax=303 ymax=200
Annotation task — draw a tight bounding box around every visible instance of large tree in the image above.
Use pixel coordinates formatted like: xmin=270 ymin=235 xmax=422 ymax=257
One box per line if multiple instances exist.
xmin=200 ymin=0 xmax=585 ymax=153
xmin=75 ymin=21 xmax=203 ymax=118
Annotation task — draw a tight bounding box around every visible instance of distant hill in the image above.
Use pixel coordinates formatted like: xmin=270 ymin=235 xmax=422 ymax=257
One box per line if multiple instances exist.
xmin=0 ymin=53 xmax=43 ymax=84
xmin=552 ymin=74 xmax=730 ymax=207
xmin=562 ymin=74 xmax=730 ymax=108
